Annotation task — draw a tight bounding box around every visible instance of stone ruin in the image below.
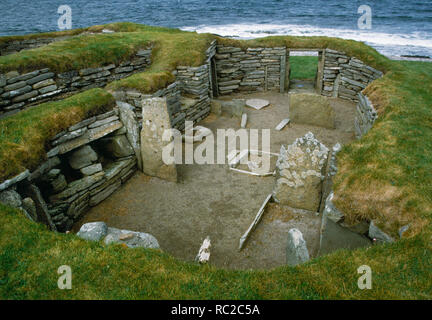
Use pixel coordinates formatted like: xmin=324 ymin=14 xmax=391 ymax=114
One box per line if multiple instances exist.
xmin=273 ymin=132 xmax=329 ymax=212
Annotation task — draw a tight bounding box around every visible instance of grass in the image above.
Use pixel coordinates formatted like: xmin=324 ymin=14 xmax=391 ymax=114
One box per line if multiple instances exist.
xmin=333 ymin=60 xmax=432 ymax=238
xmin=289 ymin=56 xmax=318 ymax=80
xmin=0 ymin=24 xmax=431 ymax=299
xmin=0 ymin=89 xmax=115 ymax=181
xmin=0 ymin=203 xmax=430 ymax=299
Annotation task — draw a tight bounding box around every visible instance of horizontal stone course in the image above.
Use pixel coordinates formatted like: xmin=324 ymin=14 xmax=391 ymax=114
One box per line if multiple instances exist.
xmin=0 ymin=48 xmax=152 ymax=118
xmin=215 ymin=44 xmax=284 ymax=94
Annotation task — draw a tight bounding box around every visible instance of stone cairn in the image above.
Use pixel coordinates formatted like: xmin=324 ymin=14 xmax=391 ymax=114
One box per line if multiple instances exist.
xmin=273 ymin=132 xmax=329 ymax=212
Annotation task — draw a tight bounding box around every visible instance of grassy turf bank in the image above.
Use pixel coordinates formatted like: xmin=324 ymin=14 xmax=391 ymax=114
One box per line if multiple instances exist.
xmin=0 ymin=203 xmax=430 ymax=299
xmin=333 ymin=60 xmax=432 ymax=238
xmin=0 ymin=89 xmax=115 ymax=181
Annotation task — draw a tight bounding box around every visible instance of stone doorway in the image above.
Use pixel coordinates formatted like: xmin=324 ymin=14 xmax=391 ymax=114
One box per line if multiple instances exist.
xmin=286 ymin=49 xmax=324 ymax=94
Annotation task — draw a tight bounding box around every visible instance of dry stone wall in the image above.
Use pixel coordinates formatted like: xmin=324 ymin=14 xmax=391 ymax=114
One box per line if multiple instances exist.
xmin=114 ymin=41 xmax=217 ymax=132
xmin=0 ymin=36 xmax=70 ymax=56
xmin=215 ymin=45 xmax=285 ymax=94
xmin=0 ymin=107 xmax=138 ymax=232
xmin=355 ymin=92 xmax=378 ymax=138
xmin=0 ymin=49 xmax=151 ymax=118
xmin=321 ymin=48 xmax=383 ymax=101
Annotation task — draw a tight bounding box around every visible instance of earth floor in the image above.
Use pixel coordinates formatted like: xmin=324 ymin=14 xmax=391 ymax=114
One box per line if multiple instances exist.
xmin=74 ymin=91 xmax=357 ymax=270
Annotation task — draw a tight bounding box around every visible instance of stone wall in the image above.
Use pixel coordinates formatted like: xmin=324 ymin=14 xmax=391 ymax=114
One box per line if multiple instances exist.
xmin=0 ymin=107 xmax=139 ymax=232
xmin=113 ymin=82 xmax=183 ymax=130
xmin=0 ymin=36 xmax=70 ymax=56
xmin=354 ymin=92 xmax=377 ymax=138
xmin=114 ymin=41 xmax=217 ymax=132
xmin=215 ymin=45 xmax=286 ymax=95
xmin=0 ymin=48 xmax=152 ymax=119
xmin=321 ymin=48 xmax=383 ymax=101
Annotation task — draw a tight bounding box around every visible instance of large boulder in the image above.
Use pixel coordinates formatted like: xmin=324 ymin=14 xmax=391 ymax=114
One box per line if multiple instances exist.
xmin=77 ymin=222 xmax=108 ymax=241
xmin=273 ymin=132 xmax=329 ymax=212
xmin=286 ymin=228 xmax=310 ymax=266
xmin=289 ymin=93 xmax=335 ymax=129
xmin=68 ymin=145 xmax=98 ymax=170
xmin=217 ymin=99 xmax=245 ymax=118
xmin=104 ymin=227 xmax=160 ymax=249
xmin=0 ymin=189 xmax=22 ymax=208
xmin=101 ymin=135 xmax=134 ymax=158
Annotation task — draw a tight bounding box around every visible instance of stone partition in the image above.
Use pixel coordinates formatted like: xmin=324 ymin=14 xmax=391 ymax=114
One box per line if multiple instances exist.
xmin=321 ymin=48 xmax=383 ymax=101
xmin=354 ymin=92 xmax=378 ymax=138
xmin=0 ymin=48 xmax=152 ymax=118
xmin=215 ymin=45 xmax=286 ymax=95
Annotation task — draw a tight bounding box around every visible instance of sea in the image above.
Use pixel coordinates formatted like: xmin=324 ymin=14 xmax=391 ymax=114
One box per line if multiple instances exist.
xmin=0 ymin=0 xmax=431 ymax=58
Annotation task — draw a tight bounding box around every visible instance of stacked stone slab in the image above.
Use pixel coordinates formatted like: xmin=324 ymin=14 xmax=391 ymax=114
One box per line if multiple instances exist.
xmin=273 ymin=132 xmax=329 ymax=212
xmin=113 ymin=42 xmax=217 ymax=132
xmin=0 ymin=48 xmax=152 ymax=118
xmin=321 ymin=48 xmax=383 ymax=101
xmin=113 ymin=82 xmax=183 ymax=130
xmin=0 ymin=108 xmax=138 ymax=232
xmin=174 ymin=65 xmax=211 ymax=127
xmin=355 ymin=92 xmax=377 ymax=138
xmin=215 ymin=45 xmax=285 ymax=94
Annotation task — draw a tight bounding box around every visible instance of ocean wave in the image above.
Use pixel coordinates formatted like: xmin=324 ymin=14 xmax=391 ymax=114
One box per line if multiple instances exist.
xmin=181 ymin=23 xmax=432 ymax=57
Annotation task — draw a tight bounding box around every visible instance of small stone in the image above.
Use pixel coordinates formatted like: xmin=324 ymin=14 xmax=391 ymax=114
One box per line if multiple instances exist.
xmin=398 ymin=225 xmax=410 ymax=238
xmin=51 ymin=174 xmax=67 ymax=193
xmin=68 ymin=145 xmax=98 ymax=170
xmin=80 ymin=163 xmax=103 ymax=176
xmin=0 ymin=189 xmax=22 ymax=208
xmin=286 ymin=228 xmax=310 ymax=266
xmin=47 ymin=168 xmax=61 ymax=179
xmin=77 ymin=222 xmax=108 ymax=241
xmin=369 ymin=221 xmax=394 ymax=243
xmin=100 ymin=135 xmax=134 ymax=158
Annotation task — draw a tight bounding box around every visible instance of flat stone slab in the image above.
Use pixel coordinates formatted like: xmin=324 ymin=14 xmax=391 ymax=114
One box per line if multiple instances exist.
xmin=104 ymin=227 xmax=160 ymax=249
xmin=246 ymin=99 xmax=270 ymax=110
xmin=319 ymin=217 xmax=371 ymax=256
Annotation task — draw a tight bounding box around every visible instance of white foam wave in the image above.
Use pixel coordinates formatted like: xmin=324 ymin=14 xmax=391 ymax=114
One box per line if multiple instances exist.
xmin=181 ymin=23 xmax=432 ymax=56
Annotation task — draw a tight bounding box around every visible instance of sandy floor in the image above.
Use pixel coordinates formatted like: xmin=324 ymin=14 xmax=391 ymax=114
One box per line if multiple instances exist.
xmin=74 ymin=92 xmax=356 ymax=270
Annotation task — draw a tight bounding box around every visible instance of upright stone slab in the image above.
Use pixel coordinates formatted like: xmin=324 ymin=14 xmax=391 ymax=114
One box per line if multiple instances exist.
xmin=140 ymin=97 xmax=177 ymax=182
xmin=286 ymin=228 xmax=310 ymax=266
xmin=289 ymin=93 xmax=335 ymax=129
xmin=273 ymin=132 xmax=329 ymax=212
xmin=117 ymin=101 xmax=142 ymax=170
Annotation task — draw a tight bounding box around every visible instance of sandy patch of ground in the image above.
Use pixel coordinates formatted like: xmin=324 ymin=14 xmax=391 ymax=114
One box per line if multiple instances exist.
xmin=74 ymin=92 xmax=356 ymax=270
